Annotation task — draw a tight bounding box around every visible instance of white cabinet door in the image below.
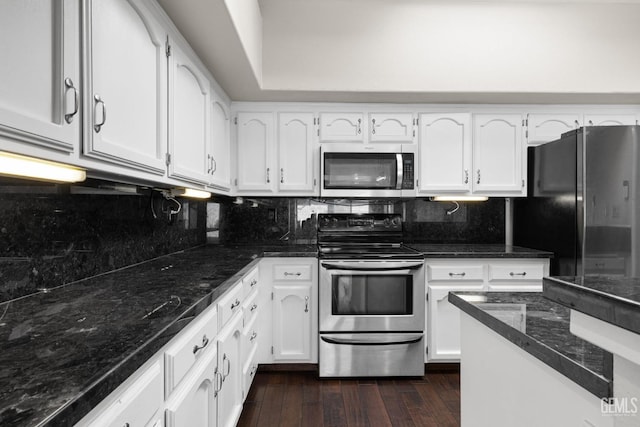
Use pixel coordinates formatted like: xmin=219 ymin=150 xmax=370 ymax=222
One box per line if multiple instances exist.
xmin=318 ymin=112 xmax=364 ymax=143
xmin=526 ymin=113 xmax=580 ymax=146
xmin=167 ymin=40 xmax=210 ymax=185
xmin=165 ymin=346 xmax=218 ymax=427
xmin=209 ymin=96 xmax=231 ymax=191
xmin=277 ymin=112 xmax=317 ymax=194
xmin=427 ymin=287 xmax=466 ymax=362
xmin=369 ymin=113 xmax=414 ymax=143
xmin=217 ymin=313 xmax=243 ymax=427
xmin=0 ymin=0 xmax=80 ymax=154
xmin=272 ymin=284 xmax=313 ymax=361
xmin=584 ymin=114 xmax=637 ymax=127
xmin=473 ymin=114 xmax=525 ymax=195
xmin=418 ymin=113 xmax=472 ymax=194
xmin=83 ymin=0 xmax=166 ymax=175
xmin=236 ymin=112 xmax=274 ymax=192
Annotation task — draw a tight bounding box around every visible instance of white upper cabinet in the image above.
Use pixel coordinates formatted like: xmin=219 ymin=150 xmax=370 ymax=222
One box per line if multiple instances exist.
xmin=167 ymin=39 xmax=210 ymax=185
xmin=83 ymin=0 xmax=167 ymax=175
xmin=236 ymin=112 xmax=275 ymax=192
xmin=525 ymin=113 xmax=579 ymax=146
xmin=277 ymin=112 xmax=317 ymax=194
xmin=369 ymin=113 xmax=415 ymax=143
xmin=472 ymin=114 xmax=525 ymax=195
xmin=0 ymin=0 xmax=80 ymax=155
xmin=318 ymin=112 xmax=364 ymax=143
xmin=209 ymin=95 xmax=232 ymax=191
xmin=584 ymin=114 xmax=637 ymax=127
xmin=418 ymin=113 xmax=472 ymax=194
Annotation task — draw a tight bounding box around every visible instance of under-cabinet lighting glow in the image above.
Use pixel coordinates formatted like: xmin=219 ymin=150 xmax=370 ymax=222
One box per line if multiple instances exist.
xmin=431 ymin=196 xmax=489 ymax=202
xmin=171 ymin=188 xmax=211 ymax=199
xmin=0 ymin=151 xmax=86 ymax=183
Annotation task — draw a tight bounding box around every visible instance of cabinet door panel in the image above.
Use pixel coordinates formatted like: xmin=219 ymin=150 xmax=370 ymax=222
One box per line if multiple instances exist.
xmin=418 ymin=113 xmax=472 ymax=193
xmin=217 ymin=314 xmax=243 ymax=427
xmin=428 ymin=287 xmax=463 ymax=361
xmin=236 ymin=112 xmax=274 ymax=192
xmin=369 ymin=113 xmax=414 ymax=143
xmin=278 ymin=112 xmax=316 ymax=193
xmin=584 ymin=114 xmax=637 ymax=127
xmin=473 ymin=114 xmax=524 ymax=194
xmin=319 ymin=113 xmax=364 ymax=143
xmin=85 ymin=0 xmax=166 ymax=174
xmin=168 ymin=43 xmax=209 ymax=184
xmin=526 ymin=114 xmax=579 ymax=146
xmin=210 ymin=98 xmax=231 ymax=190
xmin=0 ymin=0 xmax=79 ymax=152
xmin=272 ymin=285 xmax=312 ymax=361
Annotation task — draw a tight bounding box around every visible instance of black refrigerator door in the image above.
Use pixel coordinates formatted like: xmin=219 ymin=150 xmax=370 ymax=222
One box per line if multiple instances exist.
xmin=513 ymin=135 xmax=578 ymax=276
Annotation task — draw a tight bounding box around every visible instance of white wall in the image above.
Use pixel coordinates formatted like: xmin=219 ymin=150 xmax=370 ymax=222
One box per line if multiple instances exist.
xmin=262 ymin=0 xmax=640 ymax=96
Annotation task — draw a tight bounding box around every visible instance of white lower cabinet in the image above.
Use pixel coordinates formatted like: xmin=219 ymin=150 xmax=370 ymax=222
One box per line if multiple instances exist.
xmin=216 ymin=312 xmax=243 ymax=427
xmin=426 ymin=258 xmax=550 ymax=363
xmin=165 ymin=344 xmax=219 ymax=427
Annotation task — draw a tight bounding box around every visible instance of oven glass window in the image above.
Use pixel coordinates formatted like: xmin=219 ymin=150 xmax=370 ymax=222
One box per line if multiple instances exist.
xmin=324 ymin=153 xmax=397 ymax=189
xmin=331 ymin=275 xmax=413 ymax=315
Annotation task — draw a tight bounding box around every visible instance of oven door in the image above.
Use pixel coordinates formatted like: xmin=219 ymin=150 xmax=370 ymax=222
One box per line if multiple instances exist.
xmin=319 ymin=259 xmax=425 ymax=332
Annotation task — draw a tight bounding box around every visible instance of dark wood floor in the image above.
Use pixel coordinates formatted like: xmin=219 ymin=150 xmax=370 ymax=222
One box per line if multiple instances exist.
xmin=237 ymin=369 xmax=461 ymax=427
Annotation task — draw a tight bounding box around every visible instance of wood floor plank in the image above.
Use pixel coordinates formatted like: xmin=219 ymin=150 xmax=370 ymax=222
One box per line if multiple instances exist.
xmin=237 ymin=370 xmax=461 ymax=427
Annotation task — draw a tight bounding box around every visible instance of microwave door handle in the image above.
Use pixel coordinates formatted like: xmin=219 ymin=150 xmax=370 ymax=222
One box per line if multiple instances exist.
xmin=321 ymin=334 xmax=423 ymax=346
xmin=396 ymin=154 xmax=403 ymax=190
xmin=320 ymin=261 xmax=424 ymax=271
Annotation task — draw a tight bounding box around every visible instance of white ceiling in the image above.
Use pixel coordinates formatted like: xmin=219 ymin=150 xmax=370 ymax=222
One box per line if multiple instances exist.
xmin=157 ymin=0 xmax=640 ymax=104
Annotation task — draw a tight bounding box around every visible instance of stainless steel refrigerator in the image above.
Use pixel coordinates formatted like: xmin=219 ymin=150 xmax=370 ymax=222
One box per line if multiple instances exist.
xmin=514 ymin=125 xmax=640 ymax=277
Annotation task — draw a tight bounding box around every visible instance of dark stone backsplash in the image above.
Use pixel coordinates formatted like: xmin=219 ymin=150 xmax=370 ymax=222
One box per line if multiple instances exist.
xmin=0 ymin=189 xmax=206 ymax=303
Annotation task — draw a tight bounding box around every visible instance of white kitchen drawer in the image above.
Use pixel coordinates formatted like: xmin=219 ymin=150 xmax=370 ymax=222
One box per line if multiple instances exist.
xmin=88 ymin=361 xmax=163 ymax=427
xmin=218 ymin=281 xmax=243 ymax=327
xmin=164 ymin=305 xmax=218 ymax=397
xmin=488 ymin=263 xmax=545 ymax=281
xmin=242 ymin=359 xmax=258 ymax=403
xmin=242 ymin=267 xmax=259 ymax=298
xmin=273 ymin=264 xmax=312 ymax=281
xmin=242 ymin=288 xmax=259 ymax=332
xmin=427 ymin=265 xmax=484 ymax=281
xmin=242 ymin=314 xmax=259 ymax=368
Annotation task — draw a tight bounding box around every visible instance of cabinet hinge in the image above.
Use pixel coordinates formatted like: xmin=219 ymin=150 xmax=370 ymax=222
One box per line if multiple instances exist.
xmin=234 ymin=178 xmax=238 ymax=186
xmin=317 ymin=128 xmax=320 ymax=137
xmin=426 ymin=293 xmax=429 ymax=301
xmin=165 ymin=37 xmax=172 ymax=58
xmin=426 ymin=346 xmax=429 ymax=355
xmin=271 ymin=346 xmax=274 ymax=355
xmin=271 ymin=292 xmax=274 ymax=300
xmin=525 ymin=129 xmax=529 ymax=138
xmin=522 ymin=179 xmax=525 ymax=188
xmin=413 ymin=130 xmax=416 ymax=138
xmin=165 ymin=153 xmax=171 ymax=166
xmin=234 ymin=117 xmax=238 ymax=125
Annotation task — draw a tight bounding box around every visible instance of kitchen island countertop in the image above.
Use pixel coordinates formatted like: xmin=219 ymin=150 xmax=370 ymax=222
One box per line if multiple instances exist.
xmin=407 ymin=243 xmax=553 ymax=258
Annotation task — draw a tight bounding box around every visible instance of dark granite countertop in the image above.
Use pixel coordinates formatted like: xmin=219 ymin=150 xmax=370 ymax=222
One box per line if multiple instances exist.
xmin=449 ymin=291 xmax=613 ymax=399
xmin=0 ymin=244 xmax=316 ymax=427
xmin=544 ymin=276 xmax=640 ymax=335
xmin=407 ymin=244 xmax=553 ymax=258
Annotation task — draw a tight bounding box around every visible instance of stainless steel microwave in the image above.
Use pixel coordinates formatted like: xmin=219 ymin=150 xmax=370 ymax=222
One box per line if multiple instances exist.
xmin=320 ymin=145 xmax=416 ymax=198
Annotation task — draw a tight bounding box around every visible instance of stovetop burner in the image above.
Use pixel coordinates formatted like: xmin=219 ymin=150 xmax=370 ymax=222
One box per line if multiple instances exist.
xmin=317 ymin=213 xmax=422 ymax=260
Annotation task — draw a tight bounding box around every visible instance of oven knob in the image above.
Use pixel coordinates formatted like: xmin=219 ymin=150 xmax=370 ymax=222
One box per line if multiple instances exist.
xmin=391 ymin=217 xmax=401 ymax=226
xmin=383 ymin=218 xmax=391 ymax=227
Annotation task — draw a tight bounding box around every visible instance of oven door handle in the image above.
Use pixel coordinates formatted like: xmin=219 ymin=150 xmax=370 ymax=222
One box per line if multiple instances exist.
xmin=320 ymin=261 xmax=424 ymax=271
xmin=321 ymin=334 xmax=423 ymax=346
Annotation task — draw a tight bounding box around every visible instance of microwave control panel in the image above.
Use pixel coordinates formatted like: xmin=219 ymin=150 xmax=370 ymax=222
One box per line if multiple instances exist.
xmin=402 ymin=154 xmax=414 ymax=189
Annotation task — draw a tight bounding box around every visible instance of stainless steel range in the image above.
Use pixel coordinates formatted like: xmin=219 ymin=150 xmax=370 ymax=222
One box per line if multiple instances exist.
xmin=317 ymin=213 xmax=425 ymax=377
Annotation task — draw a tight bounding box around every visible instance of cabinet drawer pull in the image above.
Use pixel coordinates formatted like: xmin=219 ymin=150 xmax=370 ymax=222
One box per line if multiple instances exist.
xmin=357 ymin=118 xmax=362 ymax=134
xmin=250 ymin=365 xmax=257 ymax=377
xmin=464 ymin=169 xmax=469 ymax=184
xmin=93 ymin=94 xmax=107 ymax=133
xmin=250 ymin=279 xmax=257 ymax=287
xmin=250 ymin=331 xmax=258 ymax=341
xmin=284 ymin=272 xmax=301 ymax=277
xmin=250 ymin=303 xmax=258 ymax=312
xmin=371 ymin=118 xmax=376 ymax=134
xmin=266 ymin=167 xmax=270 ymax=183
xmin=509 ymin=272 xmax=527 ymax=277
xmin=476 ymin=169 xmax=481 ymax=185
xmin=211 ymin=156 xmax=217 ymax=173
xmin=64 ymin=78 xmax=79 ymax=124
xmin=448 ymin=272 xmax=466 ymax=277
xmin=231 ymin=299 xmax=240 ymax=310
xmin=281 ymin=168 xmax=284 ymax=183
xmin=304 ymin=296 xmax=309 ymax=313
xmin=214 ymin=367 xmax=223 ymax=396
xmin=192 ymin=335 xmax=209 ymax=354
xmin=223 ymin=353 xmax=231 ymax=379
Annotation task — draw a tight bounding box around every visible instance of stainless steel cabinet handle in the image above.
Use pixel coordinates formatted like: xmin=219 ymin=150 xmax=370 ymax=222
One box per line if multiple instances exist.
xmin=64 ymin=78 xmax=78 ymax=124
xmin=214 ymin=367 xmax=223 ymax=396
xmin=509 ymin=272 xmax=527 ymax=277
xmin=223 ymin=353 xmax=231 ymax=379
xmin=206 ymin=155 xmax=212 ymax=173
xmin=280 ymin=168 xmax=284 ymax=184
xmin=231 ymin=299 xmax=240 ymax=310
xmin=250 ymin=331 xmax=258 ymax=341
xmin=357 ymin=118 xmax=362 ymax=134
xmin=371 ymin=118 xmax=376 ymax=134
xmin=304 ymin=296 xmax=309 ymax=313
xmin=250 ymin=279 xmax=257 ymax=287
xmin=464 ymin=169 xmax=469 ymax=184
xmin=284 ymin=272 xmax=301 ymax=277
xmin=476 ymin=169 xmax=481 ymax=185
xmin=192 ymin=335 xmax=209 ymax=354
xmin=588 ymin=120 xmax=594 ymax=126
xmin=250 ymin=303 xmax=258 ymax=312
xmin=93 ymin=94 xmax=106 ymax=133
xmin=250 ymin=365 xmax=257 ymax=377
xmin=574 ymin=120 xmax=580 ymax=127
xmin=211 ymin=156 xmax=217 ymax=174
xmin=266 ymin=167 xmax=270 ymax=183
xmin=449 ymin=272 xmax=466 ymax=277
